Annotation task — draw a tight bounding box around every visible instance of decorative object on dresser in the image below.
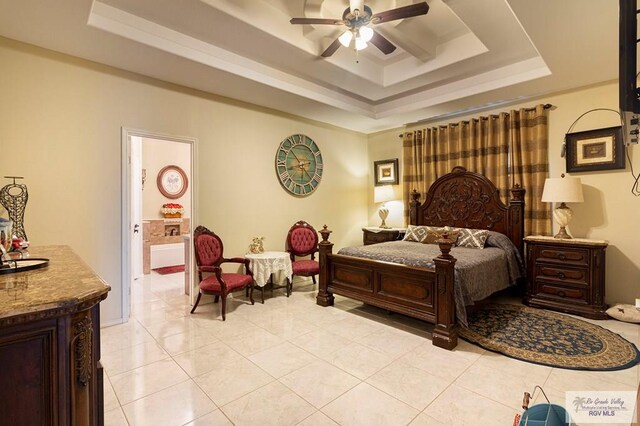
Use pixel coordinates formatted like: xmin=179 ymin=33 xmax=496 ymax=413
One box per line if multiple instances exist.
xmin=286 ymin=220 xmax=320 ymax=288
xmin=191 ymin=225 xmax=254 ymax=321
xmin=541 ymin=174 xmax=583 ymax=239
xmin=373 ymin=158 xmax=399 ymax=185
xmin=460 ymin=304 xmax=640 ymax=370
xmin=362 ymin=227 xmax=405 ymax=245
xmin=317 ymin=167 xmax=526 ymax=350
xmin=157 ymin=165 xmax=188 ymax=199
xmin=275 ymin=134 xmax=323 ymax=197
xmin=0 ymin=176 xmax=29 ymax=240
xmin=373 ymin=185 xmax=397 ymax=228
xmin=524 ymin=236 xmax=608 ymax=319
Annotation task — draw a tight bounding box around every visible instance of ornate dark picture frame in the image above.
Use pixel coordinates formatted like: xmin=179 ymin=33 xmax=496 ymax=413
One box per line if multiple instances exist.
xmin=374 ymin=158 xmax=399 ymax=186
xmin=565 ymin=126 xmax=625 ymax=173
xmin=157 ymin=165 xmax=188 ymax=199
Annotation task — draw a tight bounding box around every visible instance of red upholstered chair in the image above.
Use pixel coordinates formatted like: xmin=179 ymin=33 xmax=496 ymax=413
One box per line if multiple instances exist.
xmin=286 ymin=221 xmax=320 ymax=294
xmin=191 ymin=225 xmax=254 ymax=321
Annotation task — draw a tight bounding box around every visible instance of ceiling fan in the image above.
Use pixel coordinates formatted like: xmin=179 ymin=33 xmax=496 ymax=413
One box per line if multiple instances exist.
xmin=290 ymin=1 xmax=429 ymax=58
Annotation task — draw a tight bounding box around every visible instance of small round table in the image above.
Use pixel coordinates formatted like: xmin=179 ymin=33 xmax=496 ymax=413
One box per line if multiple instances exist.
xmin=245 ymin=251 xmax=293 ymax=301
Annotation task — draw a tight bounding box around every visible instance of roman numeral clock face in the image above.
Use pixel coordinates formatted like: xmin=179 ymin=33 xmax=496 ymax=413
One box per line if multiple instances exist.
xmin=275 ymin=134 xmax=323 ymax=196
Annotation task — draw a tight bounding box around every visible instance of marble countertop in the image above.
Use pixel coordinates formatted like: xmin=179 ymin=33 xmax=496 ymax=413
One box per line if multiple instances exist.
xmin=0 ymin=245 xmax=111 ymax=323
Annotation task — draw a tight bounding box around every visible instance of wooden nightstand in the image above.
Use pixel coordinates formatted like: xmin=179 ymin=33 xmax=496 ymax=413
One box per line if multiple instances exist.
xmin=524 ymin=236 xmax=608 ymax=319
xmin=362 ymin=227 xmax=406 ymax=245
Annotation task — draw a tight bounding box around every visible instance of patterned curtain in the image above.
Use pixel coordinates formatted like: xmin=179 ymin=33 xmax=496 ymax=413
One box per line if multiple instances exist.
xmin=510 ymin=104 xmax=551 ymax=235
xmin=402 ymin=104 xmax=551 ymax=236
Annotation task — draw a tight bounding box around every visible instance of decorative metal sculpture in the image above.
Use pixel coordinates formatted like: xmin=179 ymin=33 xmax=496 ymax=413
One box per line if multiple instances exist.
xmin=0 ymin=176 xmax=28 ymax=240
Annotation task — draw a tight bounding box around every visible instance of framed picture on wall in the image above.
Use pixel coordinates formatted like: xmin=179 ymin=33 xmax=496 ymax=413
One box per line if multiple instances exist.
xmin=374 ymin=158 xmax=399 ymax=185
xmin=565 ymin=126 xmax=625 ymax=172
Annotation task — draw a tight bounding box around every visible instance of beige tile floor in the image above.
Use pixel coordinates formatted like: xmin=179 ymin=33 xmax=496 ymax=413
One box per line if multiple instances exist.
xmin=102 ymin=272 xmax=639 ymax=426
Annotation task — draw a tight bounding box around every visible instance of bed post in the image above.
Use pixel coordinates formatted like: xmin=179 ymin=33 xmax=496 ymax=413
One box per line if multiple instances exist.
xmin=433 ymin=234 xmax=458 ymax=350
xmin=509 ymin=184 xmax=526 ymax=257
xmin=409 ymin=190 xmax=421 ymax=225
xmin=316 ymin=225 xmax=334 ymax=307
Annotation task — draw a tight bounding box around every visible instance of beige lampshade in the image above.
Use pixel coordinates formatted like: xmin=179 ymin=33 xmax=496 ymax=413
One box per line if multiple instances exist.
xmin=541 ymin=176 xmax=584 ymax=203
xmin=374 ymin=185 xmax=397 ymax=203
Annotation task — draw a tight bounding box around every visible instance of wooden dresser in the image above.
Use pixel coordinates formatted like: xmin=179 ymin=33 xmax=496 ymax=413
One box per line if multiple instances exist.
xmin=524 ymin=236 xmax=608 ymax=319
xmin=0 ymin=246 xmax=110 ymax=425
xmin=362 ymin=227 xmax=406 ymax=245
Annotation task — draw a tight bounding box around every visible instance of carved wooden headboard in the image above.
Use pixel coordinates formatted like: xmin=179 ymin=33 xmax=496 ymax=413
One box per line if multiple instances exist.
xmin=409 ymin=167 xmax=525 ymax=255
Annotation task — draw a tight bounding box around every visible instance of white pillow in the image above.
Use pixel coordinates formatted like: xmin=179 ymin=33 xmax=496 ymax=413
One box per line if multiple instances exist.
xmin=606 ymin=304 xmax=640 ymax=323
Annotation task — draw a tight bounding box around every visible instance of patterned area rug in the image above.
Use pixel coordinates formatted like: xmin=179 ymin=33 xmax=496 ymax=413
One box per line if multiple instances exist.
xmin=152 ymin=265 xmax=185 ymax=275
xmin=459 ymin=304 xmax=640 ymax=371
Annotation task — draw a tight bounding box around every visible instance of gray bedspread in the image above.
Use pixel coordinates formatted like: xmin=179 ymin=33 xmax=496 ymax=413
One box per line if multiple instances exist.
xmin=337 ymin=232 xmax=524 ymax=326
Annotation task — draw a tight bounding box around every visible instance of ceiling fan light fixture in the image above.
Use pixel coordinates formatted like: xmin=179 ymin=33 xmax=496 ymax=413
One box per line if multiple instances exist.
xmin=359 ymin=26 xmax=373 ymax=42
xmin=355 ymin=37 xmax=367 ymax=51
xmin=338 ymin=30 xmax=353 ymax=47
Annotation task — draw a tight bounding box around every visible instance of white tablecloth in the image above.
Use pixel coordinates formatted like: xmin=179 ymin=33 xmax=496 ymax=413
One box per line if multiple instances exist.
xmin=245 ymin=251 xmax=293 ymax=287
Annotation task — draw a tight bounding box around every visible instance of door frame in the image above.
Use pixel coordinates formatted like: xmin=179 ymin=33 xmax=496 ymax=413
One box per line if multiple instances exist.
xmin=121 ymin=127 xmax=197 ymax=323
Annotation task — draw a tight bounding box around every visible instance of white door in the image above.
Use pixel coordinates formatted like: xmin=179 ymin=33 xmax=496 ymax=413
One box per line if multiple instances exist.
xmin=130 ymin=136 xmax=143 ymax=279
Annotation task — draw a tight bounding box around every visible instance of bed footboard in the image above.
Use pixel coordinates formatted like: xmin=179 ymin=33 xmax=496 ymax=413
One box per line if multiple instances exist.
xmin=316 ymin=226 xmax=458 ymax=350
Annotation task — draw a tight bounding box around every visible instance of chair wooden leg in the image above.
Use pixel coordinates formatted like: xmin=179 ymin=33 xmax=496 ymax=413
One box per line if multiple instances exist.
xmin=312 ymin=275 xmax=316 ymax=285
xmin=249 ymin=284 xmax=255 ymax=305
xmin=286 ymin=277 xmax=291 ymax=297
xmin=214 ymin=295 xmax=220 ymax=303
xmin=221 ymin=293 xmax=227 ymax=321
xmin=261 ymin=285 xmax=264 ymax=304
xmin=190 ymin=292 xmax=202 ymax=314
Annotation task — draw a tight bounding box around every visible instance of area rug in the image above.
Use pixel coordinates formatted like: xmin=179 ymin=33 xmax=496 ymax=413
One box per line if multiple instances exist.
xmin=459 ymin=304 xmax=640 ymax=371
xmin=152 ymin=265 xmax=185 ymax=275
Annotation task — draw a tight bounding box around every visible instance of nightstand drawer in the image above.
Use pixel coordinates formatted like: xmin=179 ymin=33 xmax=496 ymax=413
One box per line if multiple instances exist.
xmin=534 ymin=245 xmax=589 ymax=267
xmin=534 ymin=265 xmax=589 ymax=286
xmin=535 ymin=281 xmax=588 ymax=303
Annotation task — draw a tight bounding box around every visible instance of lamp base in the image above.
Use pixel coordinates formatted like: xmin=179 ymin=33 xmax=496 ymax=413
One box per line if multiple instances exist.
xmin=378 ymin=205 xmax=390 ymax=229
xmin=552 ymin=203 xmax=574 ymax=239
xmin=553 ymin=226 xmax=573 ymax=239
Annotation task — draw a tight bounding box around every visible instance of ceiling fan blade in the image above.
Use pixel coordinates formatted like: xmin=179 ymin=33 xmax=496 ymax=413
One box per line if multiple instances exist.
xmin=321 ymin=37 xmax=342 ymax=57
xmin=290 ymin=17 xmax=344 ymax=25
xmin=369 ymin=30 xmax=396 ymax=55
xmin=371 ymin=2 xmax=429 ymax=24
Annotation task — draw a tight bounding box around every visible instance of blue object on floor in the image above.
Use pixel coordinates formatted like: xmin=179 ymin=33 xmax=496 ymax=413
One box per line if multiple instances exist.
xmin=518 ymin=403 xmax=570 ymax=426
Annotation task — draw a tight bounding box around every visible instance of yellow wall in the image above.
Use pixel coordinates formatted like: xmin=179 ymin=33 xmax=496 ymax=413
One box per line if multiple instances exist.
xmin=0 ymin=38 xmax=369 ymax=324
xmin=142 ymin=137 xmax=192 ymax=220
xmin=367 ymin=82 xmax=640 ymax=305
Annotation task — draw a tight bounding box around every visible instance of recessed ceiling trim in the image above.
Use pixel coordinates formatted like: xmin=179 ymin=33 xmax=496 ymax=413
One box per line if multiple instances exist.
xmin=375 ymin=56 xmax=551 ymax=117
xmin=89 ymin=1 xmax=376 ymax=117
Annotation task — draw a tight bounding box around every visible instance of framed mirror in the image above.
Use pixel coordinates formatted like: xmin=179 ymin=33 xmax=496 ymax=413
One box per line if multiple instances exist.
xmin=157 ymin=165 xmax=188 ymax=199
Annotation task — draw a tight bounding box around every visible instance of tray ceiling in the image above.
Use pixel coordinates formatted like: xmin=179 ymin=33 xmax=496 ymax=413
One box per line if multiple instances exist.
xmin=0 ymin=0 xmax=618 ymax=133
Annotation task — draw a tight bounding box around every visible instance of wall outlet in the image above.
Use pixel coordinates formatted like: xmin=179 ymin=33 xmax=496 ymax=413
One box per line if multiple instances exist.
xmin=622 ymin=110 xmax=640 ymax=145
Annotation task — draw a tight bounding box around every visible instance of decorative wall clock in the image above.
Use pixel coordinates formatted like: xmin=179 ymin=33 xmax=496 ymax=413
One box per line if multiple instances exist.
xmin=275 ymin=134 xmax=323 ymax=196
xmin=157 ymin=165 xmax=188 ymax=199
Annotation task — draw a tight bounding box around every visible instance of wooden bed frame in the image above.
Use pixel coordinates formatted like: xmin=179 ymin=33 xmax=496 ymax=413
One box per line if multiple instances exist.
xmin=316 ymin=167 xmax=525 ymax=350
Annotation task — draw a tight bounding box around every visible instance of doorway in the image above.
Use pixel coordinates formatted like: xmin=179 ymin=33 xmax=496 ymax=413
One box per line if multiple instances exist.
xmin=121 ymin=128 xmax=197 ymax=323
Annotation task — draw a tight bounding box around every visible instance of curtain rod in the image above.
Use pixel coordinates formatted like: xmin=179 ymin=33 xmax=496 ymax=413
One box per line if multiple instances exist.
xmin=398 ymin=103 xmax=553 ymax=137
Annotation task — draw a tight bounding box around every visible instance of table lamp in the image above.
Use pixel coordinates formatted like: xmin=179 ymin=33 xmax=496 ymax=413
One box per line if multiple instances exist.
xmin=541 ymin=174 xmax=584 ymax=239
xmin=374 ymin=185 xmax=397 ymax=228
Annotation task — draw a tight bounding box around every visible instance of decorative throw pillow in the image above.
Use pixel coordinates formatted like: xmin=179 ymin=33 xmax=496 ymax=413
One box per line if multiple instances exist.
xmin=422 ymin=229 xmax=460 ymax=245
xmin=403 ymin=225 xmax=443 ymax=243
xmin=446 ymin=227 xmax=489 ymax=249
xmin=606 ymin=304 xmax=640 ymax=323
